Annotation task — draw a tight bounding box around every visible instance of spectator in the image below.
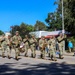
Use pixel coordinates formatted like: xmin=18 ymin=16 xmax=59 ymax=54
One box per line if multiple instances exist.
xmin=68 ymin=41 xmax=73 ymax=53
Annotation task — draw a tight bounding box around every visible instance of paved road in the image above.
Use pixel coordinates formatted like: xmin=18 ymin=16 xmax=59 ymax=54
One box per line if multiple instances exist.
xmin=0 ymin=50 xmax=75 ymax=75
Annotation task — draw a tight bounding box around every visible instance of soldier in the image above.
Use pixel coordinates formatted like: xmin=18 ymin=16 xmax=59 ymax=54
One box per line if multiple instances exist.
xmin=0 ymin=36 xmax=2 ymax=53
xmin=39 ymin=36 xmax=47 ymax=59
xmin=6 ymin=34 xmax=12 ymax=59
xmin=48 ymin=36 xmax=57 ymax=61
xmin=23 ymin=35 xmax=29 ymax=57
xmin=57 ymin=33 xmax=64 ymax=59
xmin=12 ymin=31 xmax=22 ymax=60
xmin=0 ymin=34 xmax=7 ymax=58
xmin=29 ymin=35 xmax=37 ymax=58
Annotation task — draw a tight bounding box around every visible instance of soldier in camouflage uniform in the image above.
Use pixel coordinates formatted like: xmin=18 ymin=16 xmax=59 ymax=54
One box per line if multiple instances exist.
xmin=57 ymin=33 xmax=64 ymax=59
xmin=39 ymin=36 xmax=47 ymax=59
xmin=29 ymin=35 xmax=37 ymax=58
xmin=0 ymin=36 xmax=2 ymax=52
xmin=6 ymin=34 xmax=12 ymax=59
xmin=23 ymin=35 xmax=29 ymax=57
xmin=0 ymin=34 xmax=7 ymax=58
xmin=48 ymin=36 xmax=57 ymax=61
xmin=12 ymin=31 xmax=22 ymax=60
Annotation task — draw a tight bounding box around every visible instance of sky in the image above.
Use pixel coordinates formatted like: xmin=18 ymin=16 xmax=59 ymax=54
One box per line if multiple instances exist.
xmin=0 ymin=0 xmax=57 ymax=32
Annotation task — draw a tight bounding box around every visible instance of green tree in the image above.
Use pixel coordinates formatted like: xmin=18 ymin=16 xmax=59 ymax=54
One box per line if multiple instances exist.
xmin=0 ymin=30 xmax=4 ymax=35
xmin=45 ymin=0 xmax=75 ymax=34
xmin=10 ymin=22 xmax=34 ymax=38
xmin=20 ymin=22 xmax=34 ymax=38
xmin=10 ymin=25 xmax=20 ymax=36
xmin=45 ymin=12 xmax=62 ymax=31
xmin=63 ymin=0 xmax=75 ymax=34
xmin=34 ymin=20 xmax=47 ymax=31
xmin=45 ymin=0 xmax=62 ymax=31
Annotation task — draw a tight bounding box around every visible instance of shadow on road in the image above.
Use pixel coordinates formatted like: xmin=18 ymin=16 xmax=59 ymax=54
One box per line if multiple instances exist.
xmin=0 ymin=62 xmax=75 ymax=75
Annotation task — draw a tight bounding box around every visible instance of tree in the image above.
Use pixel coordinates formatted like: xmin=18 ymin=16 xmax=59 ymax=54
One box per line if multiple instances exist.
xmin=45 ymin=0 xmax=62 ymax=31
xmin=45 ymin=12 xmax=62 ymax=31
xmin=10 ymin=22 xmax=34 ymax=38
xmin=45 ymin=0 xmax=75 ymax=34
xmin=20 ymin=22 xmax=34 ymax=38
xmin=0 ymin=30 xmax=4 ymax=35
xmin=10 ymin=25 xmax=20 ymax=36
xmin=34 ymin=20 xmax=47 ymax=31
xmin=63 ymin=0 xmax=75 ymax=34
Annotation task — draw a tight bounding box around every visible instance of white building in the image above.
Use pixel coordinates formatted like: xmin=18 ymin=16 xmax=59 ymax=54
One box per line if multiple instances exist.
xmin=5 ymin=32 xmax=11 ymax=38
xmin=29 ymin=30 xmax=70 ymax=38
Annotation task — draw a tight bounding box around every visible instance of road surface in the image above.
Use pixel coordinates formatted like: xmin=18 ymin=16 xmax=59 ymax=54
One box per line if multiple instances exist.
xmin=0 ymin=50 xmax=75 ymax=75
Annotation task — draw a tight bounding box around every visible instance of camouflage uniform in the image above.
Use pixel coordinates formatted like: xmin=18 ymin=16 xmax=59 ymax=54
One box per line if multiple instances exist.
xmin=1 ymin=34 xmax=7 ymax=57
xmin=29 ymin=35 xmax=37 ymax=58
xmin=23 ymin=35 xmax=29 ymax=57
xmin=0 ymin=36 xmax=2 ymax=50
xmin=6 ymin=35 xmax=12 ymax=59
xmin=48 ymin=37 xmax=57 ymax=61
xmin=57 ymin=34 xmax=64 ymax=59
xmin=39 ymin=36 xmax=47 ymax=59
xmin=12 ymin=31 xmax=22 ymax=60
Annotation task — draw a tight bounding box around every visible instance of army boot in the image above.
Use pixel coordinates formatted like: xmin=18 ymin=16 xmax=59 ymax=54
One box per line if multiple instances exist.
xmin=54 ymin=57 xmax=57 ymax=61
xmin=2 ymin=53 xmax=5 ymax=58
xmin=24 ymin=53 xmax=28 ymax=57
xmin=15 ymin=56 xmax=19 ymax=60
xmin=8 ymin=55 xmax=11 ymax=59
xmin=33 ymin=54 xmax=36 ymax=58
xmin=40 ymin=54 xmax=43 ymax=59
xmin=59 ymin=54 xmax=64 ymax=59
xmin=31 ymin=53 xmax=33 ymax=58
xmin=48 ymin=53 xmax=50 ymax=57
xmin=51 ymin=55 xmax=53 ymax=60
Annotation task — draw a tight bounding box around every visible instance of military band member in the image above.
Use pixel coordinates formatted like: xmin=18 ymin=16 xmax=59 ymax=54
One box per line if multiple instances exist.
xmin=0 ymin=34 xmax=6 ymax=58
xmin=12 ymin=31 xmax=22 ymax=60
xmin=6 ymin=34 xmax=12 ymax=59
xmin=0 ymin=36 xmax=1 ymax=45
xmin=23 ymin=35 xmax=29 ymax=57
xmin=29 ymin=35 xmax=37 ymax=58
xmin=39 ymin=36 xmax=47 ymax=59
xmin=48 ymin=36 xmax=57 ymax=61
xmin=57 ymin=33 xmax=64 ymax=59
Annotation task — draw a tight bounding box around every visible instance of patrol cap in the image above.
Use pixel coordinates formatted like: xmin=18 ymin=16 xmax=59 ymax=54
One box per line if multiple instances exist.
xmin=41 ymin=36 xmax=45 ymax=38
xmin=31 ymin=34 xmax=35 ymax=37
xmin=25 ymin=35 xmax=28 ymax=37
xmin=16 ymin=31 xmax=19 ymax=33
xmin=8 ymin=34 xmax=11 ymax=36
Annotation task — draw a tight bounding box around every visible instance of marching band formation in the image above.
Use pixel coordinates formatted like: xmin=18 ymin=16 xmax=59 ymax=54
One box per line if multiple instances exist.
xmin=0 ymin=31 xmax=66 ymax=61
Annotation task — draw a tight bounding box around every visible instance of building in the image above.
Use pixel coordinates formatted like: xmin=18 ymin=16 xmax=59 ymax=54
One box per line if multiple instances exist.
xmin=29 ymin=30 xmax=70 ymax=38
xmin=5 ymin=32 xmax=11 ymax=38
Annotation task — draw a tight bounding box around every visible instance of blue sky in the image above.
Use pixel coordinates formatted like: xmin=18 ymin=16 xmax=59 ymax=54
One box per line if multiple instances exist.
xmin=0 ymin=0 xmax=57 ymax=32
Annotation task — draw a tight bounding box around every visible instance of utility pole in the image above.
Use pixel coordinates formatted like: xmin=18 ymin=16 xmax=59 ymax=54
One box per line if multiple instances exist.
xmin=62 ymin=0 xmax=65 ymax=53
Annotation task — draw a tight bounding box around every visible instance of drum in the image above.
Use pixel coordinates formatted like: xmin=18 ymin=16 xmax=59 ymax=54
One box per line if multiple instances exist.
xmin=20 ymin=42 xmax=25 ymax=53
xmin=20 ymin=42 xmax=24 ymax=48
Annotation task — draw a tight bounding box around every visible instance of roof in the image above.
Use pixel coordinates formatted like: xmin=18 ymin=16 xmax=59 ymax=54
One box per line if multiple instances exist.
xmin=29 ymin=30 xmax=70 ymax=38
